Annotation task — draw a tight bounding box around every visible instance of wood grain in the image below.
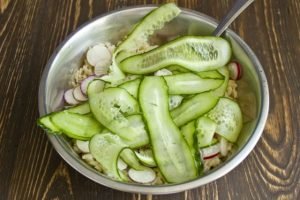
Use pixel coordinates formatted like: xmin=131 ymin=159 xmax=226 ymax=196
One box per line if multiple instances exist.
xmin=0 ymin=0 xmax=299 ymax=199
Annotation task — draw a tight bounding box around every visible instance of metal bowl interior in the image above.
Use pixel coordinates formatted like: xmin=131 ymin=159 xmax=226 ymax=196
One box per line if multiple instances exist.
xmin=38 ymin=6 xmax=269 ymax=194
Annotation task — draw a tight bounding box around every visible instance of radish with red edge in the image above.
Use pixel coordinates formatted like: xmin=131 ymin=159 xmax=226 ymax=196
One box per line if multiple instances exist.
xmin=64 ymin=88 xmax=80 ymax=105
xmin=73 ymin=86 xmax=88 ymax=101
xmin=228 ymin=61 xmax=242 ymax=80
xmin=200 ymin=143 xmax=220 ymax=160
xmin=80 ymin=76 xmax=96 ymax=95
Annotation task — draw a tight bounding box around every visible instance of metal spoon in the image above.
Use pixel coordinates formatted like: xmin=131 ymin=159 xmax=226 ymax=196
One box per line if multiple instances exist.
xmin=213 ymin=0 xmax=255 ymax=36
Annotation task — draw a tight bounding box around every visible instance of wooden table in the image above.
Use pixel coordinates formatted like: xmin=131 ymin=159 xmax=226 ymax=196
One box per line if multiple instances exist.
xmin=0 ymin=0 xmax=299 ymax=199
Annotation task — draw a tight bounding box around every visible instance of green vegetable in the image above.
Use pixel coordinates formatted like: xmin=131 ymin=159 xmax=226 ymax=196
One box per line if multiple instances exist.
xmin=207 ymin=98 xmax=243 ymax=142
xmin=164 ymin=73 xmax=224 ymax=94
xmin=195 ymin=116 xmax=216 ymax=148
xmin=120 ymin=36 xmax=231 ymax=74
xmin=88 ymin=80 xmax=148 ymax=147
xmin=139 ymin=76 xmax=198 ymax=183
xmin=50 ymin=111 xmax=102 ymax=140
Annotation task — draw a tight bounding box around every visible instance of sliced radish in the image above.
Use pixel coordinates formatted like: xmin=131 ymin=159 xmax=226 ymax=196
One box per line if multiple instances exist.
xmin=94 ymin=60 xmax=110 ymax=76
xmin=80 ymin=75 xmax=96 ymax=95
xmin=105 ymin=42 xmax=116 ymax=55
xmin=86 ymin=43 xmax=112 ymax=67
xmin=154 ymin=69 xmax=172 ymax=76
xmin=76 ymin=140 xmax=90 ymax=153
xmin=228 ymin=61 xmax=242 ymax=80
xmin=200 ymin=143 xmax=220 ymax=160
xmin=117 ymin=158 xmax=128 ymax=170
xmin=73 ymin=86 xmax=88 ymax=101
xmin=128 ymin=167 xmax=156 ymax=183
xmin=64 ymin=88 xmax=79 ymax=105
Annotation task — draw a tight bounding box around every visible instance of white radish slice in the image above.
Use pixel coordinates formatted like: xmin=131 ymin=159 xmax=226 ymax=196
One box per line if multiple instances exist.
xmin=154 ymin=69 xmax=172 ymax=76
xmin=200 ymin=143 xmax=220 ymax=160
xmin=76 ymin=140 xmax=90 ymax=153
xmin=73 ymin=86 xmax=88 ymax=101
xmin=117 ymin=158 xmax=128 ymax=170
xmin=80 ymin=75 xmax=96 ymax=95
xmin=86 ymin=43 xmax=112 ymax=67
xmin=105 ymin=42 xmax=116 ymax=55
xmin=128 ymin=167 xmax=156 ymax=183
xmin=94 ymin=59 xmax=110 ymax=76
xmin=228 ymin=61 xmax=242 ymax=80
xmin=64 ymin=88 xmax=80 ymax=105
xmin=220 ymin=137 xmax=229 ymax=156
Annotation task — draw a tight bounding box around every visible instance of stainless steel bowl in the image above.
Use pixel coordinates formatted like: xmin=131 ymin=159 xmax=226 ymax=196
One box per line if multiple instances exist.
xmin=38 ymin=6 xmax=269 ymax=194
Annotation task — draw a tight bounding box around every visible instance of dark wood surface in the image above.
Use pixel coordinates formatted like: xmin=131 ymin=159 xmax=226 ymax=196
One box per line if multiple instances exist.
xmin=0 ymin=0 xmax=299 ymax=199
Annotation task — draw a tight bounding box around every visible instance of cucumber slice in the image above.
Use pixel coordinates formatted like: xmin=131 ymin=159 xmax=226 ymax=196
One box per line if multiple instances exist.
xmin=120 ymin=148 xmax=144 ymax=170
xmin=164 ymin=73 xmax=224 ymax=95
xmin=37 ymin=114 xmax=61 ymax=134
xmin=50 ymin=111 xmax=102 ymax=140
xmin=116 ymin=3 xmax=181 ymax=61
xmin=166 ymin=65 xmax=190 ymax=73
xmin=135 ymin=149 xmax=157 ymax=167
xmin=67 ymin=102 xmax=90 ymax=114
xmin=118 ymin=78 xmax=141 ymax=98
xmin=139 ymin=76 xmax=197 ymax=183
xmin=207 ymin=98 xmax=243 ymax=142
xmin=171 ymin=91 xmax=219 ymax=127
xmin=180 ymin=121 xmax=196 ymax=148
xmin=105 ymin=75 xmax=141 ymax=88
xmin=126 ymin=115 xmax=149 ymax=147
xmin=195 ymin=117 xmax=217 ymax=148
xmin=120 ymin=36 xmax=231 ymax=74
xmin=89 ymin=133 xmax=126 ymax=180
xmin=88 ymin=80 xmax=148 ymax=147
xmin=198 ymin=70 xmax=224 ymax=79
xmin=211 ymin=67 xmax=229 ymax=97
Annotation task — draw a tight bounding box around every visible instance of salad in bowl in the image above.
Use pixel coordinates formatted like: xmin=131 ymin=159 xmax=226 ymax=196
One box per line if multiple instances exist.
xmin=38 ymin=3 xmax=268 ymax=190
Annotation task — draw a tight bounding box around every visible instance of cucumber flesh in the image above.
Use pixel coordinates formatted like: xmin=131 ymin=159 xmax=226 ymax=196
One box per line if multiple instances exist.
xmin=180 ymin=121 xmax=196 ymax=148
xmin=135 ymin=149 xmax=157 ymax=167
xmin=139 ymin=76 xmax=197 ymax=183
xmin=88 ymin=80 xmax=148 ymax=147
xmin=198 ymin=70 xmax=224 ymax=79
xmin=67 ymin=102 xmax=91 ymax=114
xmin=171 ymin=91 xmax=219 ymax=127
xmin=207 ymin=98 xmax=243 ymax=142
xmin=164 ymin=73 xmax=224 ymax=95
xmin=120 ymin=148 xmax=145 ymax=170
xmin=195 ymin=117 xmax=216 ymax=148
xmin=89 ymin=133 xmax=126 ymax=180
xmin=37 ymin=114 xmax=61 ymax=134
xmin=120 ymin=36 xmax=231 ymax=74
xmin=118 ymin=78 xmax=141 ymax=98
xmin=50 ymin=111 xmax=102 ymax=140
xmin=116 ymin=3 xmax=181 ymax=61
xmin=211 ymin=67 xmax=229 ymax=97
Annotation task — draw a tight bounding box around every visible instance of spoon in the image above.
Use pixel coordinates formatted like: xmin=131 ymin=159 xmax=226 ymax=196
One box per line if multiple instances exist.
xmin=213 ymin=0 xmax=255 ymax=36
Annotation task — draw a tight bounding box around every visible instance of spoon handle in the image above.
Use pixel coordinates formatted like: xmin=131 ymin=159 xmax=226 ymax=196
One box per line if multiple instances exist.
xmin=213 ymin=0 xmax=255 ymax=36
